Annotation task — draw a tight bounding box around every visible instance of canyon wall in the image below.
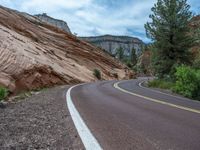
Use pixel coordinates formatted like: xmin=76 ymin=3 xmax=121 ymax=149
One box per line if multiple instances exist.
xmin=79 ymin=35 xmax=144 ymax=56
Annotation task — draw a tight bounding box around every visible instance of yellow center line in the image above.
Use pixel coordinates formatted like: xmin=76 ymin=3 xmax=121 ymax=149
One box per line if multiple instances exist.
xmin=113 ymin=82 xmax=200 ymax=114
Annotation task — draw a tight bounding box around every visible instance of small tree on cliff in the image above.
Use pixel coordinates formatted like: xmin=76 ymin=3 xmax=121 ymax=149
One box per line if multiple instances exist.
xmin=116 ymin=47 xmax=124 ymax=60
xmin=130 ymin=48 xmax=137 ymax=66
xmin=145 ymin=0 xmax=194 ymax=78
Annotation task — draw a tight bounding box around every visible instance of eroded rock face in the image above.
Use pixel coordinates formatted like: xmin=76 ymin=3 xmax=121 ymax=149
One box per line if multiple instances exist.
xmin=35 ymin=13 xmax=71 ymax=34
xmin=0 ymin=6 xmax=132 ymax=93
xmin=79 ymin=35 xmax=143 ymax=56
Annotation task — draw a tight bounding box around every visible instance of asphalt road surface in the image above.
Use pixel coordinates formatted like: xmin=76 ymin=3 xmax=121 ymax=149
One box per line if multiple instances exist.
xmin=70 ymin=78 xmax=200 ymax=150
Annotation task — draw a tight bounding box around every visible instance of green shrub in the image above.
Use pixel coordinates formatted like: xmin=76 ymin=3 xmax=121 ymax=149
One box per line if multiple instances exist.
xmin=173 ymin=65 xmax=200 ymax=100
xmin=126 ymin=62 xmax=133 ymax=68
xmin=93 ymin=69 xmax=101 ymax=80
xmin=148 ymin=79 xmax=174 ymax=89
xmin=0 ymin=87 xmax=8 ymax=101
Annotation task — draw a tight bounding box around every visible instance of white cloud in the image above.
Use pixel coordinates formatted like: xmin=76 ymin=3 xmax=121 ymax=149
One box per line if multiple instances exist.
xmin=0 ymin=0 xmax=199 ymax=43
xmin=19 ymin=0 xmax=92 ymax=15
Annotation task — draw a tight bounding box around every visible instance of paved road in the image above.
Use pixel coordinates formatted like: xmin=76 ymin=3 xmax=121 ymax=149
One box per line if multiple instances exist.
xmin=70 ymin=78 xmax=200 ymax=150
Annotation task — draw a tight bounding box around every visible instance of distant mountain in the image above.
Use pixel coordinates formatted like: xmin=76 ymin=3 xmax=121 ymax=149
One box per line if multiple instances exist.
xmin=79 ymin=35 xmax=144 ymax=56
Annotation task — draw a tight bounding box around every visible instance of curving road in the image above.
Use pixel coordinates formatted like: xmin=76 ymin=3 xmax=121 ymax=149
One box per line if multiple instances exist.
xmin=68 ymin=78 xmax=200 ymax=150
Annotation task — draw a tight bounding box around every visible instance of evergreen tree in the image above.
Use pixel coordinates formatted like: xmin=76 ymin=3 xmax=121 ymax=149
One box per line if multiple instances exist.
xmin=116 ymin=47 xmax=124 ymax=60
xmin=130 ymin=48 xmax=137 ymax=66
xmin=145 ymin=0 xmax=194 ymax=78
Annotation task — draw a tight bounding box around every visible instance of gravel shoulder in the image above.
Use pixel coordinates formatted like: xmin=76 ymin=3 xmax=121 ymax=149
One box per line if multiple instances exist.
xmin=0 ymin=85 xmax=84 ymax=150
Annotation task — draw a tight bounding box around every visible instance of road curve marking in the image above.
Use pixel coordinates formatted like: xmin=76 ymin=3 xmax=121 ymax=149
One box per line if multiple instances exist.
xmin=114 ymin=82 xmax=200 ymax=114
xmin=66 ymin=84 xmax=102 ymax=150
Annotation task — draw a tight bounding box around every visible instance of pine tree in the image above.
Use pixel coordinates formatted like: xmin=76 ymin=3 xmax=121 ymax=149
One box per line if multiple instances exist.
xmin=130 ymin=48 xmax=137 ymax=66
xmin=145 ymin=0 xmax=194 ymax=78
xmin=116 ymin=47 xmax=124 ymax=60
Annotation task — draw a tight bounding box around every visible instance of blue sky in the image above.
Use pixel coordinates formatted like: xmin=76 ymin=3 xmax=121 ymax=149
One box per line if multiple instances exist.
xmin=0 ymin=0 xmax=199 ymax=42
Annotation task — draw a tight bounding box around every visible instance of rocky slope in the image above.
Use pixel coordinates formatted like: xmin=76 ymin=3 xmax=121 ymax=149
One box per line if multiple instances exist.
xmin=0 ymin=6 xmax=131 ymax=94
xmin=35 ymin=13 xmax=71 ymax=34
xmin=79 ymin=35 xmax=143 ymax=56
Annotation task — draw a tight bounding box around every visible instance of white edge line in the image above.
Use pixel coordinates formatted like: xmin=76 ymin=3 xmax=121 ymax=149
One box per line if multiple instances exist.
xmin=138 ymin=81 xmax=200 ymax=104
xmin=66 ymin=84 xmax=102 ymax=150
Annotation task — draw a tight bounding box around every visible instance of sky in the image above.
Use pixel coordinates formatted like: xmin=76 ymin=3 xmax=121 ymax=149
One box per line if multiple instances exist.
xmin=0 ymin=0 xmax=199 ymax=43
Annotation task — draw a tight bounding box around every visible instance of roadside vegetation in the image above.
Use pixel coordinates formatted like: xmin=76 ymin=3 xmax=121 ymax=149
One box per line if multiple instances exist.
xmin=173 ymin=66 xmax=200 ymax=99
xmin=144 ymin=0 xmax=200 ymax=100
xmin=0 ymin=86 xmax=48 ymax=103
xmin=0 ymin=87 xmax=8 ymax=101
xmin=148 ymin=66 xmax=200 ymax=100
xmin=148 ymin=79 xmax=174 ymax=90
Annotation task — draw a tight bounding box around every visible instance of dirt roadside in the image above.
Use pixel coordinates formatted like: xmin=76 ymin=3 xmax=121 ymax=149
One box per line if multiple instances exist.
xmin=0 ymin=85 xmax=84 ymax=150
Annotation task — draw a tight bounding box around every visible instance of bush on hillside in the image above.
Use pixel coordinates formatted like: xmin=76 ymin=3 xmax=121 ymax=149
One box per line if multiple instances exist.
xmin=93 ymin=69 xmax=101 ymax=80
xmin=0 ymin=87 xmax=8 ymax=101
xmin=126 ymin=62 xmax=133 ymax=68
xmin=173 ymin=65 xmax=200 ymax=100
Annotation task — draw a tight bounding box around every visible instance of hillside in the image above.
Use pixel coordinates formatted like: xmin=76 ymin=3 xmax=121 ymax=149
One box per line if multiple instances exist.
xmin=0 ymin=6 xmax=131 ymax=93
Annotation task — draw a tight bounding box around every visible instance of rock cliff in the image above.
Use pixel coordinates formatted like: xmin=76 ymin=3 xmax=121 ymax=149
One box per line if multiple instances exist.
xmin=35 ymin=13 xmax=71 ymax=34
xmin=79 ymin=35 xmax=144 ymax=56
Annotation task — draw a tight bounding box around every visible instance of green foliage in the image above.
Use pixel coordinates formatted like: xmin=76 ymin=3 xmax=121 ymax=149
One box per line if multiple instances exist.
xmin=116 ymin=47 xmax=124 ymax=60
xmin=93 ymin=69 xmax=101 ymax=80
xmin=0 ymin=87 xmax=8 ymax=101
xmin=173 ymin=65 xmax=200 ymax=100
xmin=148 ymin=66 xmax=200 ymax=100
xmin=131 ymin=66 xmax=138 ymax=72
xmin=115 ymin=47 xmax=138 ymax=71
xmin=145 ymin=0 xmax=194 ymax=78
xmin=126 ymin=61 xmax=133 ymax=68
xmin=148 ymin=79 xmax=174 ymax=89
xmin=130 ymin=48 xmax=137 ymax=66
xmin=137 ymin=63 xmax=147 ymax=74
xmin=117 ymin=48 xmax=138 ymax=71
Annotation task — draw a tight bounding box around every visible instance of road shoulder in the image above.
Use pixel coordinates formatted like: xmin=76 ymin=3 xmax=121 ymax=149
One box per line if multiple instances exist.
xmin=0 ymin=85 xmax=84 ymax=149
